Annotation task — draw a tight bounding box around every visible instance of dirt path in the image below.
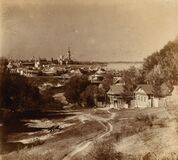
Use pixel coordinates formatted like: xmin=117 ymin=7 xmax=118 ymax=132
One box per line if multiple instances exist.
xmin=62 ymin=108 xmax=115 ymax=160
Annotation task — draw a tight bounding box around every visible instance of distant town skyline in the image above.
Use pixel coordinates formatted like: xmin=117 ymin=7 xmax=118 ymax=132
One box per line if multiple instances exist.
xmin=1 ymin=0 xmax=178 ymax=61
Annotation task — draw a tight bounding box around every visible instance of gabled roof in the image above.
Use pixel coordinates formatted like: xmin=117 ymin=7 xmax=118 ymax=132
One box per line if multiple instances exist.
xmin=113 ymin=77 xmax=125 ymax=85
xmin=135 ymin=84 xmax=154 ymax=95
xmin=96 ymin=68 xmax=106 ymax=75
xmin=107 ymin=84 xmax=124 ymax=95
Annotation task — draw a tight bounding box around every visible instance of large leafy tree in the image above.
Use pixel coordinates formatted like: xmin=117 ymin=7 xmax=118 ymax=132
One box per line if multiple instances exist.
xmin=80 ymin=84 xmax=106 ymax=107
xmin=143 ymin=37 xmax=178 ymax=96
xmin=100 ymin=73 xmax=114 ymax=92
xmin=80 ymin=85 xmax=99 ymax=107
xmin=122 ymin=66 xmax=144 ymax=103
xmin=64 ymin=75 xmax=90 ymax=106
xmin=0 ymin=72 xmax=42 ymax=111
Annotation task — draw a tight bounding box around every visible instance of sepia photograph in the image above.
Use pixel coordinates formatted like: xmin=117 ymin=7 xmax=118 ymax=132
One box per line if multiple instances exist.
xmin=0 ymin=0 xmax=178 ymax=159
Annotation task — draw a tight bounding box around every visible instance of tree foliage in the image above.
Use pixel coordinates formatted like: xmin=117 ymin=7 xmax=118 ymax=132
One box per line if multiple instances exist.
xmin=80 ymin=85 xmax=99 ymax=107
xmin=0 ymin=57 xmax=8 ymax=71
xmin=121 ymin=37 xmax=178 ymax=99
xmin=121 ymin=66 xmax=144 ymax=103
xmin=143 ymin=37 xmax=178 ymax=96
xmin=64 ymin=75 xmax=90 ymax=105
xmin=80 ymin=84 xmax=106 ymax=107
xmin=100 ymin=73 xmax=114 ymax=92
xmin=64 ymin=74 xmax=108 ymax=107
xmin=0 ymin=71 xmax=42 ymax=111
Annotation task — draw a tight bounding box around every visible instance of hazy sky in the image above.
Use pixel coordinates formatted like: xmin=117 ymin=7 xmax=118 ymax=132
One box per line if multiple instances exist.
xmin=1 ymin=0 xmax=178 ymax=61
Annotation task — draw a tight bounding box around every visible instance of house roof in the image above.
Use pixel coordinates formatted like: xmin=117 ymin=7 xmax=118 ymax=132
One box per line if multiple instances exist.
xmin=135 ymin=84 xmax=154 ymax=95
xmin=107 ymin=84 xmax=124 ymax=95
xmin=96 ymin=68 xmax=106 ymax=75
xmin=113 ymin=77 xmax=125 ymax=85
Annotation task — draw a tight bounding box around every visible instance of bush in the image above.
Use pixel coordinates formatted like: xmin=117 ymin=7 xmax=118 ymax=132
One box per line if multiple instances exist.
xmin=161 ymin=152 xmax=178 ymax=160
xmin=90 ymin=141 xmax=116 ymax=160
xmin=17 ymin=152 xmax=53 ymax=160
xmin=143 ymin=152 xmax=157 ymax=160
xmin=136 ymin=114 xmax=158 ymax=127
xmin=80 ymin=85 xmax=98 ymax=107
xmin=112 ymin=132 xmax=123 ymax=142
xmin=2 ymin=150 xmax=53 ymax=160
xmin=0 ymin=72 xmax=43 ymax=111
xmin=64 ymin=75 xmax=90 ymax=105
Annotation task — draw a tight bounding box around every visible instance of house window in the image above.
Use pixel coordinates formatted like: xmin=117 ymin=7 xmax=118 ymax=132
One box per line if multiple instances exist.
xmin=144 ymin=97 xmax=146 ymax=102
xmin=137 ymin=95 xmax=140 ymax=101
xmin=141 ymin=96 xmax=143 ymax=102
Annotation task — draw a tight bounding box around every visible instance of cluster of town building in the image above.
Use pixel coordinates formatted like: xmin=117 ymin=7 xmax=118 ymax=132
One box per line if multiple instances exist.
xmin=6 ymin=49 xmax=178 ymax=109
xmin=6 ymin=48 xmax=108 ymax=87
xmin=7 ymin=48 xmax=74 ymax=77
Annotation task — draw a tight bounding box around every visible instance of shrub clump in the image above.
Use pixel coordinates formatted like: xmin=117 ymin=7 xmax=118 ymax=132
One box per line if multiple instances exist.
xmin=135 ymin=113 xmax=158 ymax=127
xmin=3 ymin=150 xmax=53 ymax=160
xmin=90 ymin=141 xmax=116 ymax=160
xmin=17 ymin=151 xmax=53 ymax=160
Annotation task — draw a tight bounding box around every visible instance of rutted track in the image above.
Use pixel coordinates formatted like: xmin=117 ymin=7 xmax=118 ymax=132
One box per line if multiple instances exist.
xmin=62 ymin=109 xmax=115 ymax=160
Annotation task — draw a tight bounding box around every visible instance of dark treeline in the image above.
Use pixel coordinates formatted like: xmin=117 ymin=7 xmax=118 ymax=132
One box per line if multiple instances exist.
xmin=0 ymin=72 xmax=42 ymax=111
xmin=0 ymin=58 xmax=56 ymax=117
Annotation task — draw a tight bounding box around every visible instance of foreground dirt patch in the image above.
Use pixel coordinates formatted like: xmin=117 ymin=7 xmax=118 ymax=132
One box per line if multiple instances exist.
xmin=2 ymin=118 xmax=103 ymax=160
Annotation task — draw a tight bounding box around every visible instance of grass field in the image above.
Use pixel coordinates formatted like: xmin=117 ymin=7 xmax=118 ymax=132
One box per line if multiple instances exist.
xmin=1 ymin=105 xmax=178 ymax=160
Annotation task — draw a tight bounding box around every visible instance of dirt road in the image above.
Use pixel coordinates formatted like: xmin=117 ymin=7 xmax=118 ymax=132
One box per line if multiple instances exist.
xmin=62 ymin=109 xmax=115 ymax=160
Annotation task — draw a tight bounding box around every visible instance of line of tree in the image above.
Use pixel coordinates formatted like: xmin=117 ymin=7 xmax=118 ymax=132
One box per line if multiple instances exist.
xmin=122 ymin=36 xmax=178 ymax=101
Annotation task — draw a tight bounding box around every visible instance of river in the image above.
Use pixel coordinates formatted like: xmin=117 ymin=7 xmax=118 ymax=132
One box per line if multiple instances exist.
xmin=105 ymin=62 xmax=143 ymax=70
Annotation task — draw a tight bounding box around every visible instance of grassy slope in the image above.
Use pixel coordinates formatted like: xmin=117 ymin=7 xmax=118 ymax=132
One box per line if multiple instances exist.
xmin=110 ymin=106 xmax=178 ymax=159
